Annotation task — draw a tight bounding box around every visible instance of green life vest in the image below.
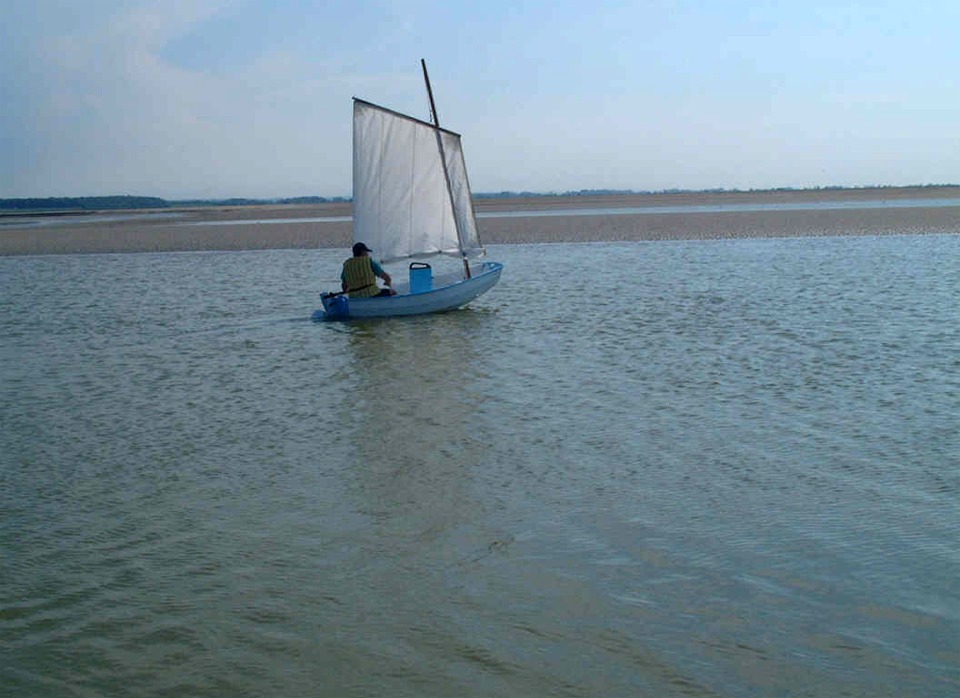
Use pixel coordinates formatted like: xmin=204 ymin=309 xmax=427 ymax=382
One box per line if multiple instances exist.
xmin=342 ymin=256 xmax=378 ymax=298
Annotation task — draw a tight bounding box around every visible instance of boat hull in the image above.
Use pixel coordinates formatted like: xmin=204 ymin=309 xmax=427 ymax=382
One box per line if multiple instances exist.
xmin=316 ymin=262 xmax=503 ymax=319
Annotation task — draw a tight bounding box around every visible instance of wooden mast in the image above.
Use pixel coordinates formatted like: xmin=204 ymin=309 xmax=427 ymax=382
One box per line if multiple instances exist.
xmin=421 ymin=58 xmax=440 ymax=128
xmin=421 ymin=59 xmax=471 ymax=279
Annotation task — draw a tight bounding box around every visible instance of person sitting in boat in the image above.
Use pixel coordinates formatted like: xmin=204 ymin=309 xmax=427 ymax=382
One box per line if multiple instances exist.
xmin=341 ymin=242 xmax=396 ymax=298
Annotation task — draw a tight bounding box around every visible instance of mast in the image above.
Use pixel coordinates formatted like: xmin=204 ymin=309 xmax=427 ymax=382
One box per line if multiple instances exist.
xmin=421 ymin=59 xmax=471 ymax=278
xmin=421 ymin=58 xmax=440 ymax=129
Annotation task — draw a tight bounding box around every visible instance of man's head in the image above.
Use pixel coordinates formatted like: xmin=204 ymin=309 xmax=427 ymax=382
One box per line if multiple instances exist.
xmin=352 ymin=242 xmax=372 ymax=257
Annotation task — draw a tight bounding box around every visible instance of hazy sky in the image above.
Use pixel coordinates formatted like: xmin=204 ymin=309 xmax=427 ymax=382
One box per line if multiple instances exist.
xmin=2 ymin=0 xmax=958 ymax=199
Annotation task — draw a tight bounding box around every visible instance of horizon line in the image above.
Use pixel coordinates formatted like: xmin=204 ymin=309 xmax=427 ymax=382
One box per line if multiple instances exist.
xmin=3 ymin=182 xmax=959 ymax=205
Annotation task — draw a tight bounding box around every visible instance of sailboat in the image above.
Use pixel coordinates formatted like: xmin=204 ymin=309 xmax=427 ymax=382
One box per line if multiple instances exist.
xmin=316 ymin=61 xmax=503 ymax=320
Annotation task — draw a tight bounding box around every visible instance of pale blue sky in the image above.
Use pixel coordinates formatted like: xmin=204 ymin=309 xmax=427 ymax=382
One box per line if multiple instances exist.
xmin=2 ymin=0 xmax=958 ymax=198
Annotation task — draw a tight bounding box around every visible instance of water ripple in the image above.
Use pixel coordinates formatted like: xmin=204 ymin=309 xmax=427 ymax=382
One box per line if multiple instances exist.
xmin=2 ymin=238 xmax=958 ymax=696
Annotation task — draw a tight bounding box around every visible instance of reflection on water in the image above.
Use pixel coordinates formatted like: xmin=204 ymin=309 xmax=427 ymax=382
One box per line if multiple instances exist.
xmin=344 ymin=315 xmax=485 ymax=531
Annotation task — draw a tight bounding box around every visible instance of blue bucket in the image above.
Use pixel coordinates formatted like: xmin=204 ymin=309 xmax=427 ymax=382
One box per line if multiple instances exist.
xmin=409 ymin=262 xmax=433 ymax=294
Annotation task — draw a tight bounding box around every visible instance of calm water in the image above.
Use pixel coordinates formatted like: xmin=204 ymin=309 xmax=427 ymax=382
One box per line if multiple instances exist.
xmin=2 ymin=235 xmax=958 ymax=697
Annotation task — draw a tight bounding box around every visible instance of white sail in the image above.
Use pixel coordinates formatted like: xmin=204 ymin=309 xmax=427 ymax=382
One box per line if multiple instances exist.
xmin=352 ymin=99 xmax=484 ymax=263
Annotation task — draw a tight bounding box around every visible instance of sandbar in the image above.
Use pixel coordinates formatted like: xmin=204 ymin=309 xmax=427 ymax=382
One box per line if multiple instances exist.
xmin=1 ymin=187 xmax=957 ymax=256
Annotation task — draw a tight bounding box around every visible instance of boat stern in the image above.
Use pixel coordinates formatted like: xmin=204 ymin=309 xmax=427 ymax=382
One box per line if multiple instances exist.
xmin=319 ymin=293 xmax=350 ymax=319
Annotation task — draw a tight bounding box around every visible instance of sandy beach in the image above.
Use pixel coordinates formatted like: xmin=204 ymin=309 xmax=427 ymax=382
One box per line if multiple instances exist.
xmin=1 ymin=186 xmax=957 ymax=256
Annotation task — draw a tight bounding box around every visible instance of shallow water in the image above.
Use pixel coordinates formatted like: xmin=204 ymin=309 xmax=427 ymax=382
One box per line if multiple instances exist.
xmin=476 ymin=196 xmax=960 ymax=218
xmin=2 ymin=235 xmax=958 ymax=696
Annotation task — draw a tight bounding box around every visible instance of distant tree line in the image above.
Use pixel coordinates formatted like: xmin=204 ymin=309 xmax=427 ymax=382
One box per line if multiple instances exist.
xmin=476 ymin=183 xmax=958 ymax=198
xmin=0 ymin=196 xmax=170 ymax=212
xmin=474 ymin=189 xmax=641 ymax=199
xmin=0 ymin=195 xmax=349 ymax=213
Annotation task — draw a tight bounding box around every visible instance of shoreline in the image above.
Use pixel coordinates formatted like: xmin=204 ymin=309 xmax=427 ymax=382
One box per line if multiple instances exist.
xmin=2 ymin=187 xmax=958 ymax=256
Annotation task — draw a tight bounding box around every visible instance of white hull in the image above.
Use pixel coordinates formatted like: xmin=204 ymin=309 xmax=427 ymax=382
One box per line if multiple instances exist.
xmin=316 ymin=262 xmax=502 ymax=319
